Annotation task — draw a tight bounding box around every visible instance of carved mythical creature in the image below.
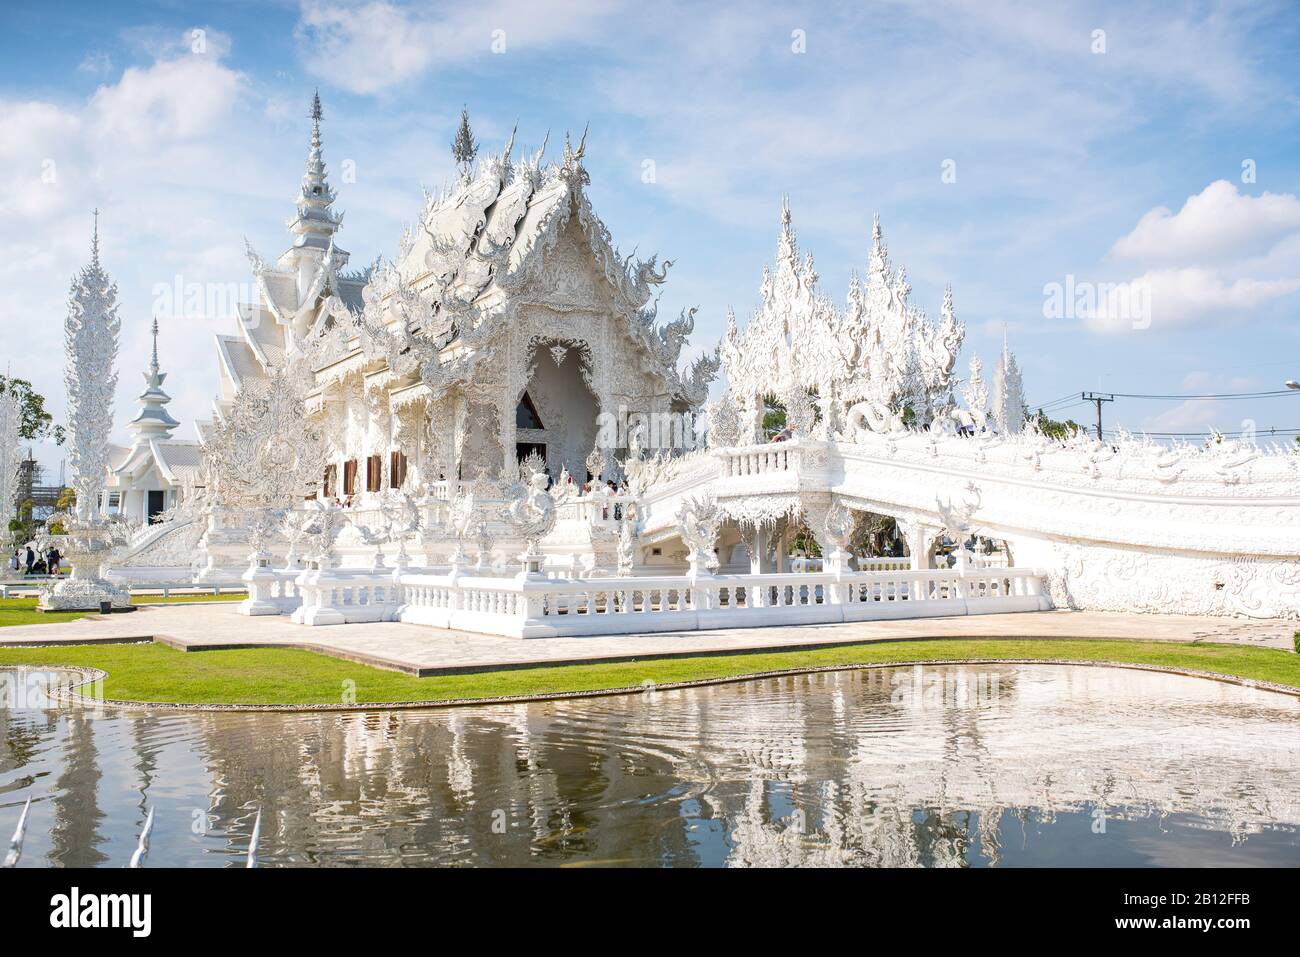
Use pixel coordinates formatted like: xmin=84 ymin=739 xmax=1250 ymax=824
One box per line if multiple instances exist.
xmin=637 ymin=253 xmax=672 ymax=288
xmin=507 ymin=468 xmax=557 ymax=555
xmin=936 ymin=482 xmax=982 ymax=545
xmin=846 ymin=400 xmax=904 ymax=437
xmin=821 ymin=501 xmax=855 ymax=556
xmin=675 ymin=494 xmax=721 ymax=572
xmin=656 ymin=305 xmax=695 ymax=366
xmin=617 ymin=519 xmax=636 ymax=576
xmin=300 ymin=500 xmax=350 ymax=568
xmin=623 ymin=423 xmax=679 ymax=496
xmin=680 ymin=346 xmax=721 ymax=410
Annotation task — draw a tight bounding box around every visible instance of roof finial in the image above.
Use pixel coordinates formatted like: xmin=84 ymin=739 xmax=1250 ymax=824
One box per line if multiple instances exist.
xmin=150 ymin=317 xmax=160 ymax=375
xmin=452 ymin=106 xmax=478 ymax=177
xmin=91 ymin=207 xmax=100 ymax=265
xmin=310 ymin=88 xmax=322 ymax=124
xmin=502 ymin=121 xmax=518 ymax=165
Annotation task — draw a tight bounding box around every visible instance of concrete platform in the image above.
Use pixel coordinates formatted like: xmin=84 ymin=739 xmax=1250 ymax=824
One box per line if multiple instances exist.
xmin=0 ymin=602 xmax=1294 ymax=676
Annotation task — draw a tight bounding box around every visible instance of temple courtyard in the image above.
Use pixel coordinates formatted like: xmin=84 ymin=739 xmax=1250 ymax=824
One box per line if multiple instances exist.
xmin=1 ymin=602 xmax=1293 ymax=677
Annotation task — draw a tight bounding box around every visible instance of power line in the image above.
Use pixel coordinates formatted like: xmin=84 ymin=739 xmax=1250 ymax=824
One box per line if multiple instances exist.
xmin=1108 ymin=390 xmax=1299 ymax=401
xmin=1033 ymin=388 xmax=1298 ymax=405
xmin=1103 ymin=427 xmax=1300 ymax=438
xmin=1035 ymin=398 xmax=1087 ymax=415
xmin=1028 ymin=392 xmax=1078 ymax=411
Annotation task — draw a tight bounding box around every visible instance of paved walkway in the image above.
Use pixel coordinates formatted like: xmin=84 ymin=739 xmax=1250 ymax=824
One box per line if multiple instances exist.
xmin=0 ymin=602 xmax=1293 ymax=675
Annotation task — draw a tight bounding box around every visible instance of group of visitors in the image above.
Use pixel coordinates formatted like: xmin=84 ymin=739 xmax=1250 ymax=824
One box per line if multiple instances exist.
xmin=8 ymin=544 xmax=62 ymax=577
xmin=574 ymin=477 xmax=633 ymax=522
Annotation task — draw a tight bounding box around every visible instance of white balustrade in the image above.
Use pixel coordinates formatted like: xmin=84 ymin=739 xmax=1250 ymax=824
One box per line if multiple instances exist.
xmin=719 ymin=442 xmax=795 ymax=479
xmin=239 ymin=564 xmax=305 ymax=616
xmin=284 ymin=563 xmax=1051 ymax=636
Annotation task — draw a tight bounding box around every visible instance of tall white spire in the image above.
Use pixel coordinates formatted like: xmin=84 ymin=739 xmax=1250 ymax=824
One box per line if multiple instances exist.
xmin=129 ymin=318 xmax=179 ymax=441
xmin=65 ymin=211 xmax=120 ymax=521
xmin=992 ymin=326 xmax=1025 ymax=435
xmin=287 ymin=90 xmax=345 ymax=254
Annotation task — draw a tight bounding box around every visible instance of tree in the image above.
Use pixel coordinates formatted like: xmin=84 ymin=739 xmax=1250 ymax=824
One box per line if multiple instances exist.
xmin=0 ymin=391 xmax=20 ymax=542
xmin=1033 ymin=407 xmax=1083 ymax=441
xmin=0 ymin=376 xmax=65 ymax=444
xmin=451 ymin=106 xmax=478 ymax=176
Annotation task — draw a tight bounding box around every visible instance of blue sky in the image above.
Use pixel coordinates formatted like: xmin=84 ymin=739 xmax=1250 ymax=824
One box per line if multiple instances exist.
xmin=3 ymin=0 xmax=1300 ymax=477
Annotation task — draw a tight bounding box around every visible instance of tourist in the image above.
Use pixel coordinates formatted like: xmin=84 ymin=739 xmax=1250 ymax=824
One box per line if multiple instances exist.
xmin=24 ymin=544 xmax=34 ymax=575
xmin=47 ymin=546 xmax=61 ymax=576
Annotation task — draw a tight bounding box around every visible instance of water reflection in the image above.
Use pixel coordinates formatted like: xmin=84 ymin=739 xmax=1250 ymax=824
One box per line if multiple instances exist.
xmin=1 ymin=663 xmax=1298 ymax=867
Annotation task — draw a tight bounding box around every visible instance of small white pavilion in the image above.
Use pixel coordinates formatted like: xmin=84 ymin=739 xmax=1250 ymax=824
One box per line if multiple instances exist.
xmin=104 ymin=319 xmax=203 ymax=523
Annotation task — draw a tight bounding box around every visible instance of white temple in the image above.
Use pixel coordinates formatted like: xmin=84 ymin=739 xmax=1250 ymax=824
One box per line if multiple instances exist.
xmin=96 ymin=96 xmax=1299 ymax=630
xmin=104 ymin=319 xmax=202 ymax=524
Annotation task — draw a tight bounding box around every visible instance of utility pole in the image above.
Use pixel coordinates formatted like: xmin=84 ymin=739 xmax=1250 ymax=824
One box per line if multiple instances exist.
xmin=1081 ymin=391 xmax=1114 ymax=440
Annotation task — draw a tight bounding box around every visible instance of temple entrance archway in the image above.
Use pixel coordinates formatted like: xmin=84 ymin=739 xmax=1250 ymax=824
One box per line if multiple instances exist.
xmin=515 ymin=340 xmax=599 ymax=481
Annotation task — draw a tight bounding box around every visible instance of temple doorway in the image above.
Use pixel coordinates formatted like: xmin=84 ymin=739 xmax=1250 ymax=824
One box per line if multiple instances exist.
xmin=516 ymin=341 xmax=599 ymax=480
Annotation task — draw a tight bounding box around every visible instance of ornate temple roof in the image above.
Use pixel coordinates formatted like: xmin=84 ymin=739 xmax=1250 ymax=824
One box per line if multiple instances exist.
xmin=207 ymin=102 xmax=717 ymax=423
xmin=392 ymin=128 xmax=671 ymax=322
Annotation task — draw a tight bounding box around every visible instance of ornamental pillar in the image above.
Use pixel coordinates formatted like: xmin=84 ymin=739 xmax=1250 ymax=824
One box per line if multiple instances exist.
xmin=499 ymin=393 xmax=515 ymax=477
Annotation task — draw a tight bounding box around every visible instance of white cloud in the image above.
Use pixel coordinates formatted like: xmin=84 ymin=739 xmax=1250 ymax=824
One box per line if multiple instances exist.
xmin=89 ymin=54 xmax=243 ymax=147
xmin=1085 ymin=267 xmax=1300 ymax=333
xmin=1110 ymin=180 xmax=1300 ymax=265
xmin=294 ymin=0 xmax=621 ymax=94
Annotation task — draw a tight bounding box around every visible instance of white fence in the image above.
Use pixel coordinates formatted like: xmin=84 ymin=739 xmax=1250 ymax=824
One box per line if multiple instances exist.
xmin=258 ymin=564 xmax=1052 ymax=638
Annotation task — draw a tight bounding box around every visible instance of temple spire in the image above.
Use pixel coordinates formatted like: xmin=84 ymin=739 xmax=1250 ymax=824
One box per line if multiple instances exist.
xmin=287 ymin=90 xmax=344 ymax=254
xmin=130 ymin=317 xmax=179 ymax=441
xmin=149 ymin=317 xmax=160 ymax=376
xmin=90 ymin=208 xmax=100 ymax=266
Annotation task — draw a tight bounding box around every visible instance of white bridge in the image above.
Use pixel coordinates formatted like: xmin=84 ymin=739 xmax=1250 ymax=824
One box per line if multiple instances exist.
xmin=633 ymin=430 xmax=1300 ymax=621
xmin=188 ymin=420 xmax=1297 ymax=637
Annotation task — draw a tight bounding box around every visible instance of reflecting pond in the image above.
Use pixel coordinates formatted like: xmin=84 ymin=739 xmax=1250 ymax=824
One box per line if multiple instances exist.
xmin=2 ymin=663 xmax=1299 ymax=867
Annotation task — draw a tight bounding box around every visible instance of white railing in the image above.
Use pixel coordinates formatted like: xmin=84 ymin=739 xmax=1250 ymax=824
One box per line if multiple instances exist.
xmin=283 ymin=564 xmax=1052 ymax=636
xmin=240 ymin=566 xmax=305 ymax=616
xmin=553 ymin=493 xmax=637 ymax=526
xmin=856 ymin=555 xmax=912 ymax=571
xmin=719 ymin=442 xmax=796 ymax=479
xmin=291 ymin=567 xmax=404 ymax=625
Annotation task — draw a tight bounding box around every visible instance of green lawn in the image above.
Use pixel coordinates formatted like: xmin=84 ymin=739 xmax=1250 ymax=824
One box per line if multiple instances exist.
xmin=0 ymin=637 xmax=1296 ymax=708
xmin=0 ymin=593 xmax=247 ymax=627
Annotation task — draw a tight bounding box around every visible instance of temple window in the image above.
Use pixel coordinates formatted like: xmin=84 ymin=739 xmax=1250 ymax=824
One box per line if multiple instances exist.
xmin=323 ymin=464 xmax=337 ymax=498
xmin=366 ymin=454 xmax=382 ymax=492
xmin=390 ymin=450 xmax=407 ymax=488
xmin=343 ymin=459 xmax=358 ymax=496
xmin=515 ymin=392 xmax=543 ymax=429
